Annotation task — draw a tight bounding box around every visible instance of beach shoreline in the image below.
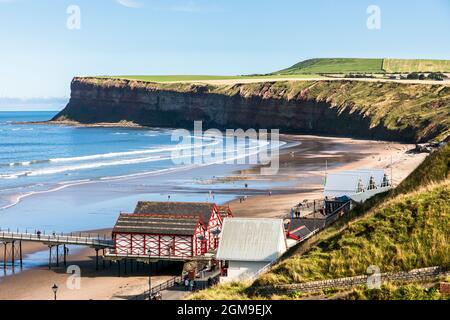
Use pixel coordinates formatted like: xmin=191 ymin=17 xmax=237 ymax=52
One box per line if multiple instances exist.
xmin=0 ymin=134 xmax=427 ymax=300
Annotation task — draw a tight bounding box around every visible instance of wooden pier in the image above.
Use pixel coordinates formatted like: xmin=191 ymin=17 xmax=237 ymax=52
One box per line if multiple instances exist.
xmin=0 ymin=229 xmax=113 ymax=271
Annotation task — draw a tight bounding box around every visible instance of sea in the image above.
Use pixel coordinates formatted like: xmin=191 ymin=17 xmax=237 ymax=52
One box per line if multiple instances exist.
xmin=0 ymin=111 xmax=289 ymax=233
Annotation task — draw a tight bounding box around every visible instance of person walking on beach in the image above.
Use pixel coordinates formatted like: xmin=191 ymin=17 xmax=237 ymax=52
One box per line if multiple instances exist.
xmin=37 ymin=230 xmax=41 ymax=239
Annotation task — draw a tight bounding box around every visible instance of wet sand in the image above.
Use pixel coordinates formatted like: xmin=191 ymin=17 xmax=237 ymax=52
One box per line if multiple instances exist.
xmin=0 ymin=135 xmax=426 ymax=300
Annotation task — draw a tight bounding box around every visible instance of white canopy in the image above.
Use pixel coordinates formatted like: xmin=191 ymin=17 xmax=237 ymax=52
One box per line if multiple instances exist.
xmin=324 ymin=169 xmax=389 ymax=198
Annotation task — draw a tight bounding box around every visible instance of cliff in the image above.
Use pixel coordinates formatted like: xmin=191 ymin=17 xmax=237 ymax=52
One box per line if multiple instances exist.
xmin=52 ymin=77 xmax=450 ymax=143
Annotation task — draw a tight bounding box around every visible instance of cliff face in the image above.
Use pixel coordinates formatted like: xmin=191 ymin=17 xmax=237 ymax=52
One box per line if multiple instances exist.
xmin=53 ymin=77 xmax=450 ymax=143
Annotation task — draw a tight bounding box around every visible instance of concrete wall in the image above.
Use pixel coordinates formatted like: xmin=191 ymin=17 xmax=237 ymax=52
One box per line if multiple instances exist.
xmin=256 ymin=266 xmax=449 ymax=295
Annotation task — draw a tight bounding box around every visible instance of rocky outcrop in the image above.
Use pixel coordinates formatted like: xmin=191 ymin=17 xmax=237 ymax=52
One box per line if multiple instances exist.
xmin=52 ymin=77 xmax=450 ymax=143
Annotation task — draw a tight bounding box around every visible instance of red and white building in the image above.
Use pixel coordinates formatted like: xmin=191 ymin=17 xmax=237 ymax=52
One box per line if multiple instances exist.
xmin=111 ymin=202 xmax=232 ymax=259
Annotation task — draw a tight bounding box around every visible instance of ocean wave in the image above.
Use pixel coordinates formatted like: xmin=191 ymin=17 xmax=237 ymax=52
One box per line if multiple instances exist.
xmin=2 ymin=137 xmax=222 ymax=168
xmin=0 ymin=136 xmax=279 ymax=181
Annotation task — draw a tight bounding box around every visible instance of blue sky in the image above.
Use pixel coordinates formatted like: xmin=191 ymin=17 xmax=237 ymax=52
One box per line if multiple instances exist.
xmin=0 ymin=0 xmax=449 ymax=98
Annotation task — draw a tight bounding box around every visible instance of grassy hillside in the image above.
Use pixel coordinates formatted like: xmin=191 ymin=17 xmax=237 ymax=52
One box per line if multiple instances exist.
xmin=383 ymin=59 xmax=450 ymax=73
xmin=276 ymin=58 xmax=384 ymax=74
xmin=191 ymin=145 xmax=450 ymax=300
xmin=275 ymin=58 xmax=450 ymax=75
xmin=256 ymin=180 xmax=449 ymax=285
xmin=394 ymin=144 xmax=450 ymax=195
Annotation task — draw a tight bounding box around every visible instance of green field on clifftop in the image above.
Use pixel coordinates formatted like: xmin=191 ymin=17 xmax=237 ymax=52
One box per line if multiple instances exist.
xmin=276 ymin=58 xmax=384 ymax=74
xmin=103 ymin=58 xmax=450 ymax=82
xmin=275 ymin=58 xmax=450 ymax=74
xmin=102 ymin=74 xmax=323 ymax=82
xmin=383 ymin=59 xmax=450 ymax=73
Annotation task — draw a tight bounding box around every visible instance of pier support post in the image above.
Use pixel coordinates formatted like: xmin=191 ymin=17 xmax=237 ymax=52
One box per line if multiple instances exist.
xmin=63 ymin=245 xmax=67 ymax=267
xmin=11 ymin=241 xmax=15 ymax=271
xmin=19 ymin=241 xmax=23 ymax=269
xmin=56 ymin=245 xmax=59 ymax=267
xmin=95 ymin=249 xmax=99 ymax=271
xmin=118 ymin=260 xmax=121 ymax=277
xmin=48 ymin=246 xmax=52 ymax=270
xmin=102 ymin=249 xmax=106 ymax=269
xmin=3 ymin=242 xmax=7 ymax=270
xmin=124 ymin=259 xmax=127 ymax=275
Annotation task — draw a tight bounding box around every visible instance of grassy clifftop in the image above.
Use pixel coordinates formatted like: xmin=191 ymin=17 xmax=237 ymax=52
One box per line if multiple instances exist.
xmin=191 ymin=145 xmax=450 ymax=300
xmin=276 ymin=58 xmax=450 ymax=74
xmin=277 ymin=58 xmax=384 ymax=74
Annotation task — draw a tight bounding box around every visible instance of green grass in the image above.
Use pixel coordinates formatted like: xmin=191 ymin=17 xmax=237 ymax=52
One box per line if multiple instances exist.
xmin=275 ymin=58 xmax=450 ymax=75
xmin=346 ymin=283 xmax=447 ymax=300
xmin=394 ymin=144 xmax=450 ymax=195
xmin=101 ymin=58 xmax=450 ymax=82
xmin=383 ymin=59 xmax=450 ymax=73
xmin=102 ymin=74 xmax=323 ymax=83
xmin=276 ymin=58 xmax=384 ymax=74
xmin=255 ymin=181 xmax=449 ymax=285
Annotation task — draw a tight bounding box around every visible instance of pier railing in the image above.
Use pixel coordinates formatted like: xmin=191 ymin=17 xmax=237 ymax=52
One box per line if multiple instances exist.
xmin=0 ymin=228 xmax=113 ymax=248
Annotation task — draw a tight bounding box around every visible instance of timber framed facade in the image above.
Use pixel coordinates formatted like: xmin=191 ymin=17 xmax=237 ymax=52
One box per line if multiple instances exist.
xmin=111 ymin=202 xmax=232 ymax=259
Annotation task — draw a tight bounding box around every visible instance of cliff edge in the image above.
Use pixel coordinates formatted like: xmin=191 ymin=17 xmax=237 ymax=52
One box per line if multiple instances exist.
xmin=52 ymin=77 xmax=450 ymax=143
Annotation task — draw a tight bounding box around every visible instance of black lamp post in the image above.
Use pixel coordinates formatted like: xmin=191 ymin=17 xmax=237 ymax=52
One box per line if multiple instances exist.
xmin=52 ymin=283 xmax=58 ymax=301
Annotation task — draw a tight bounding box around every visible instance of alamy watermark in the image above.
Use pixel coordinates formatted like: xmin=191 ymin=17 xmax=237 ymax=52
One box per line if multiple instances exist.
xmin=367 ymin=5 xmax=381 ymax=30
xmin=67 ymin=5 xmax=81 ymax=30
xmin=170 ymin=121 xmax=281 ymax=175
xmin=366 ymin=265 xmax=381 ymax=289
xmin=66 ymin=265 xmax=82 ymax=290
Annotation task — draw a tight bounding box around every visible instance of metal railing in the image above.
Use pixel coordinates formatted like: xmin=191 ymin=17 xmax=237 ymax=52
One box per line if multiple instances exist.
xmin=132 ymin=275 xmax=183 ymax=300
xmin=0 ymin=228 xmax=113 ymax=248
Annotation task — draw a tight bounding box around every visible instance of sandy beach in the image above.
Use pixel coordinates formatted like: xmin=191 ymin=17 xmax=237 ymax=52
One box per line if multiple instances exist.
xmin=0 ymin=134 xmax=426 ymax=300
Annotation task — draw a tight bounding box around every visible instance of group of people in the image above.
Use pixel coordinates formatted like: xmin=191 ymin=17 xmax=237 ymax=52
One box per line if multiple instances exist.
xmin=182 ymin=275 xmax=218 ymax=292
xmin=291 ymin=206 xmax=301 ymax=219
xmin=183 ymin=278 xmax=196 ymax=291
